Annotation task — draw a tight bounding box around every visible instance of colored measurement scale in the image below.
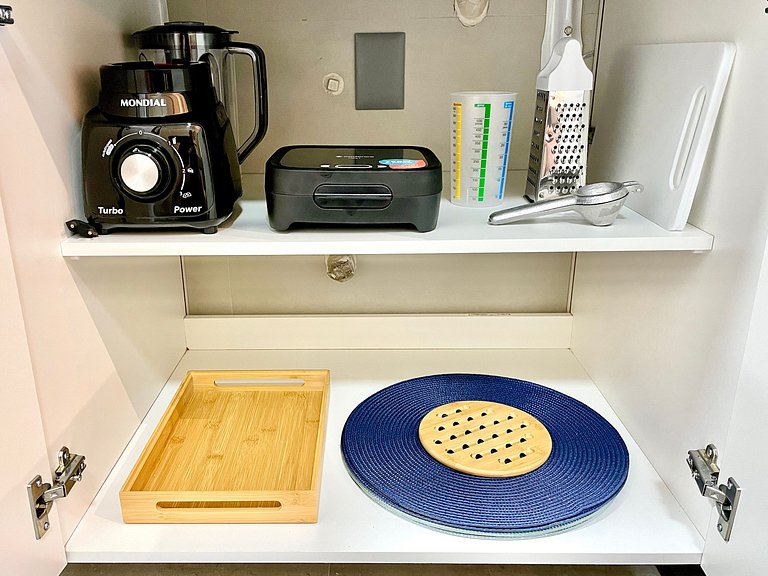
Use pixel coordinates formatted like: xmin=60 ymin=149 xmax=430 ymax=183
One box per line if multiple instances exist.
xmin=451 ymin=102 xmax=463 ymax=200
xmin=451 ymin=95 xmax=515 ymax=207
xmin=474 ymin=103 xmax=491 ymax=202
xmin=499 ymin=101 xmax=514 ymax=199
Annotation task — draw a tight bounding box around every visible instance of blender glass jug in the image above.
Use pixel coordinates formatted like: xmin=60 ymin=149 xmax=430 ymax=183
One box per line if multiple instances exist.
xmin=133 ymin=21 xmax=268 ymax=163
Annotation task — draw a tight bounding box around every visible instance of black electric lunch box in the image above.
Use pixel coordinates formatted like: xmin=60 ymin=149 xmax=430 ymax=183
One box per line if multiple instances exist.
xmin=265 ymin=145 xmax=442 ymax=232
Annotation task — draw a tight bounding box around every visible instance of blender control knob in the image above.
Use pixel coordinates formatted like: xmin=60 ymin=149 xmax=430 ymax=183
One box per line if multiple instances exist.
xmin=119 ymin=151 xmax=161 ymax=193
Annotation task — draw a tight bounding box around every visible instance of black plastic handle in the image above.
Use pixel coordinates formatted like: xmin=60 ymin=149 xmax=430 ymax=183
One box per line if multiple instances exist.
xmin=226 ymin=41 xmax=268 ymax=163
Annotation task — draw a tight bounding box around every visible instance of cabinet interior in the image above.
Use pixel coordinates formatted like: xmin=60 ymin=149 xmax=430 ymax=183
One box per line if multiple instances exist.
xmin=4 ymin=0 xmax=768 ymax=566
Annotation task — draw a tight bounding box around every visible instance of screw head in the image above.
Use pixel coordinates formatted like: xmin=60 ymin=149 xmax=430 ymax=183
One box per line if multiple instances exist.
xmin=717 ymin=523 xmax=723 ymax=533
xmin=564 ymin=25 xmax=574 ymax=36
xmin=43 ymin=522 xmax=49 ymax=531
xmin=322 ymin=73 xmax=344 ymax=96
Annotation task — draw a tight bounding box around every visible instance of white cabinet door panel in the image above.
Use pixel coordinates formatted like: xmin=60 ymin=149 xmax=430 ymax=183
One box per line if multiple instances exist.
xmin=0 ymin=46 xmax=65 ymax=570
xmin=702 ymin=226 xmax=768 ymax=574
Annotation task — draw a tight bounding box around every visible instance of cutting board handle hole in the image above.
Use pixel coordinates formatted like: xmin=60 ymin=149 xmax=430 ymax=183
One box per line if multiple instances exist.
xmin=669 ymin=85 xmax=708 ymax=191
xmin=213 ymin=379 xmax=306 ymax=387
xmin=156 ymin=500 xmax=282 ymax=510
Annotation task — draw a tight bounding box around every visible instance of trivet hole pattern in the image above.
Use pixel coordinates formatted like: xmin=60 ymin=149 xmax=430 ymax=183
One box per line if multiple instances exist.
xmin=418 ymin=400 xmax=552 ymax=477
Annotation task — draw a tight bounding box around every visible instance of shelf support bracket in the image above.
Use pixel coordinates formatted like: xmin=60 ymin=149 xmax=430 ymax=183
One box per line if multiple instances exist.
xmin=686 ymin=444 xmax=741 ymax=542
xmin=325 ymin=255 xmax=357 ymax=282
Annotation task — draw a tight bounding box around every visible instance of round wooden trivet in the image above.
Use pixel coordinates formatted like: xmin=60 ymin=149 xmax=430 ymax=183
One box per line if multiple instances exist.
xmin=418 ymin=400 xmax=552 ymax=477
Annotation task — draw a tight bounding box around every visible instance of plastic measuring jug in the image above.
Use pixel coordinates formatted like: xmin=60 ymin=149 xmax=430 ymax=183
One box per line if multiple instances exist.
xmin=450 ymin=91 xmax=517 ymax=207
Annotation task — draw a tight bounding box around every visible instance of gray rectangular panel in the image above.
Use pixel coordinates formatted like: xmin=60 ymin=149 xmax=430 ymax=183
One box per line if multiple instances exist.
xmin=354 ymin=32 xmax=405 ymax=110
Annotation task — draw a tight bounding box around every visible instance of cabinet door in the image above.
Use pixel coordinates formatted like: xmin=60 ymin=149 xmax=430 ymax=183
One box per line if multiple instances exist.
xmin=701 ymin=229 xmax=768 ymax=575
xmin=0 ymin=72 xmax=66 ymax=573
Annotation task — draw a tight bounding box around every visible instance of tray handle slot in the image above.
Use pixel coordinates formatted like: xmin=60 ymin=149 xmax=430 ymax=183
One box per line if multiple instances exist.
xmin=213 ymin=378 xmax=306 ymax=387
xmin=156 ymin=500 xmax=282 ymax=510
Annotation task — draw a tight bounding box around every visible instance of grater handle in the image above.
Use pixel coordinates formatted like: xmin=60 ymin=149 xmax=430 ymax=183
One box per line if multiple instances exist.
xmin=541 ymin=0 xmax=583 ymax=70
xmin=488 ymin=196 xmax=578 ymax=226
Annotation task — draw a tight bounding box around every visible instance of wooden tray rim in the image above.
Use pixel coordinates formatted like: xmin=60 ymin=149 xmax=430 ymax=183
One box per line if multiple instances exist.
xmin=120 ymin=368 xmax=331 ymax=498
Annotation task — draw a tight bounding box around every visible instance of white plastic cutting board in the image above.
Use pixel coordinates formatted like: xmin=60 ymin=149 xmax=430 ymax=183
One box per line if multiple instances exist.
xmin=590 ymin=42 xmax=735 ymax=230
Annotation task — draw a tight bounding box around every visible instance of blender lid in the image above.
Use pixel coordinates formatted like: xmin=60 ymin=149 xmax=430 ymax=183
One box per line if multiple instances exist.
xmin=133 ymin=21 xmax=238 ymax=49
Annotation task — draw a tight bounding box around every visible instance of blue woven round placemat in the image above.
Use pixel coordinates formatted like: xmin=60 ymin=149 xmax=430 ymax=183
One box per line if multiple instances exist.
xmin=341 ymin=373 xmax=629 ymax=537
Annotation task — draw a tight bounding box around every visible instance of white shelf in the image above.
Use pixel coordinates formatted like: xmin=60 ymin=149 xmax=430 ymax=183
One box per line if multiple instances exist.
xmin=60 ymin=199 xmax=713 ymax=257
xmin=66 ymin=348 xmax=704 ymax=564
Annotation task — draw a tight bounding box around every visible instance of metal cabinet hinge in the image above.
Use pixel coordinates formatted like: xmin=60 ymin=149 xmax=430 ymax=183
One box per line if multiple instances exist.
xmin=26 ymin=447 xmax=86 ymax=540
xmin=0 ymin=5 xmax=13 ymax=26
xmin=687 ymin=444 xmax=741 ymax=542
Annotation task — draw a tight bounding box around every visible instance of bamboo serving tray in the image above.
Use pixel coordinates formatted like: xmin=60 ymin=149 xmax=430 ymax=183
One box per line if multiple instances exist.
xmin=119 ymin=369 xmax=330 ymax=524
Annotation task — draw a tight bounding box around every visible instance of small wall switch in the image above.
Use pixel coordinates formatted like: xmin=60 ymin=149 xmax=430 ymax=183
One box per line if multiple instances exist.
xmin=354 ymin=32 xmax=405 ymax=110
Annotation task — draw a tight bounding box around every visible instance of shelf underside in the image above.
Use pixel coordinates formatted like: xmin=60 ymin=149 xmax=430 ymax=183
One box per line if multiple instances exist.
xmin=60 ymin=199 xmax=713 ymax=257
xmin=66 ymin=348 xmax=703 ymax=564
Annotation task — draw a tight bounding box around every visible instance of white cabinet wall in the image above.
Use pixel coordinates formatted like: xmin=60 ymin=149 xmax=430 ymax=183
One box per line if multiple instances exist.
xmin=1 ymin=1 xmax=767 ymax=575
xmin=572 ymin=0 xmax=768 ymax=537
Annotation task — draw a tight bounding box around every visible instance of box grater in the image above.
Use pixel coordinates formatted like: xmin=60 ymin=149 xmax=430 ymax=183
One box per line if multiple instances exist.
xmin=525 ymin=0 xmax=593 ymax=203
xmin=526 ymin=88 xmax=590 ymax=202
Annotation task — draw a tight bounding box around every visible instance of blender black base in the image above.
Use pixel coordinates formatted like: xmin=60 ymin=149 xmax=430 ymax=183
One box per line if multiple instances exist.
xmin=66 ymin=215 xmax=232 ymax=237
